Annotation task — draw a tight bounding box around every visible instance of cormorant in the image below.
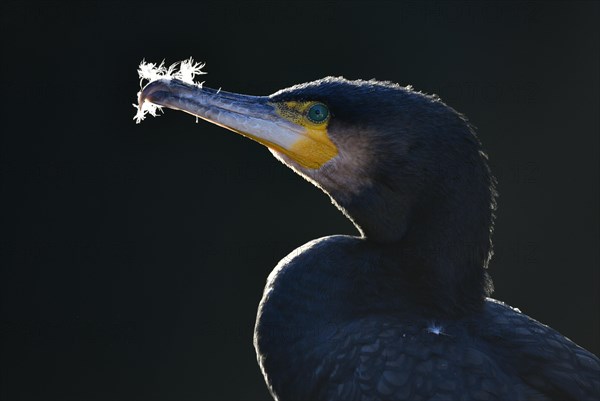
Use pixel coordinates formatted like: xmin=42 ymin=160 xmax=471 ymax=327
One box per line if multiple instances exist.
xmin=138 ymin=76 xmax=600 ymax=400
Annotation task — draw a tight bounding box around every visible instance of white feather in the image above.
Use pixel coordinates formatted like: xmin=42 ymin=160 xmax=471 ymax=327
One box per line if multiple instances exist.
xmin=133 ymin=57 xmax=207 ymax=124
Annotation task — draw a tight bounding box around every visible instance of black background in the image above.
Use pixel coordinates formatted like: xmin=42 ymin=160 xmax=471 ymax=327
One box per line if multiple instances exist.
xmin=1 ymin=1 xmax=598 ymax=400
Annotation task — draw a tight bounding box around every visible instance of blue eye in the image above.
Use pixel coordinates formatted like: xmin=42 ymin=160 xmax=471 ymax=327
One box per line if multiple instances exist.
xmin=307 ymin=103 xmax=329 ymax=123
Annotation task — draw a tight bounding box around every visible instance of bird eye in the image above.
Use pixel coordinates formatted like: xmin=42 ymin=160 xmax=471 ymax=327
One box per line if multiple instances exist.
xmin=307 ymin=103 xmax=329 ymax=123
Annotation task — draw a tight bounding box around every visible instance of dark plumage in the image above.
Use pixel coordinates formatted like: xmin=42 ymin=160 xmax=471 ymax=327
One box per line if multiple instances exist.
xmin=255 ymin=236 xmax=599 ymax=400
xmin=139 ymin=75 xmax=600 ymax=400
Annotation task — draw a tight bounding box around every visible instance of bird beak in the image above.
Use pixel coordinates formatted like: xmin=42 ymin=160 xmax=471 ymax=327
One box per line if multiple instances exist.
xmin=138 ymin=79 xmax=336 ymax=169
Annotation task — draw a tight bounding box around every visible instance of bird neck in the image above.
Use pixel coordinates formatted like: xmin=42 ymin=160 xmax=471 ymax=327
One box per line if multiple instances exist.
xmin=374 ymin=191 xmax=494 ymax=315
xmin=334 ymin=146 xmax=495 ymax=315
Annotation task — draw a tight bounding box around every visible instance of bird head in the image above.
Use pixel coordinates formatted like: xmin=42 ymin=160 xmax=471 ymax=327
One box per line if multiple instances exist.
xmin=139 ymin=77 xmax=496 ymax=257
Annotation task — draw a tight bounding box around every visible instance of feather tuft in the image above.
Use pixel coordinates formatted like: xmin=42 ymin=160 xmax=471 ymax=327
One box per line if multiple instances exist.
xmin=133 ymin=57 xmax=206 ymax=124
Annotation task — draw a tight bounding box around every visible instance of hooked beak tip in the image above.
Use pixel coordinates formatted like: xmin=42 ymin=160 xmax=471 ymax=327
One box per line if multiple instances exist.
xmin=138 ymin=79 xmax=175 ymax=106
